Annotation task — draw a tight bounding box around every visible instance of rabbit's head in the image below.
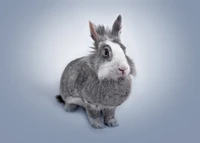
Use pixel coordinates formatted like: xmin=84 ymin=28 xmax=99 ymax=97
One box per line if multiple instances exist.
xmin=89 ymin=15 xmax=133 ymax=80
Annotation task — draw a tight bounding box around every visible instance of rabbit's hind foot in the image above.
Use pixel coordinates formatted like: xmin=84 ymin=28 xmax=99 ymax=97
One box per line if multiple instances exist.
xmin=64 ymin=104 xmax=77 ymax=112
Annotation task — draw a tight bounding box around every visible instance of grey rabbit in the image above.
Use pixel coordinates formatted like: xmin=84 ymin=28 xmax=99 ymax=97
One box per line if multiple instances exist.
xmin=56 ymin=15 xmax=136 ymax=129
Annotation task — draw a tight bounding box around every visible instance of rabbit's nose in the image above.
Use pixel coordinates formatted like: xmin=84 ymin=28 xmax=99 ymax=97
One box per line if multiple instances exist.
xmin=118 ymin=67 xmax=127 ymax=74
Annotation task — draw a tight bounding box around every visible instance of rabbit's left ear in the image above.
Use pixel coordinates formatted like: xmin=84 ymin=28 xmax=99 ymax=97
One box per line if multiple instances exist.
xmin=89 ymin=21 xmax=99 ymax=42
xmin=112 ymin=15 xmax=122 ymax=36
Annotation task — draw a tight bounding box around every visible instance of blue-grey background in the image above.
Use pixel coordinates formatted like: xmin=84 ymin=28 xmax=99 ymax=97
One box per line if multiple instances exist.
xmin=0 ymin=0 xmax=199 ymax=143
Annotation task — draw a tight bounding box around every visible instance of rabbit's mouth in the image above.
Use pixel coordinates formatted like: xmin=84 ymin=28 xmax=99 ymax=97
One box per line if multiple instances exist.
xmin=118 ymin=72 xmax=130 ymax=78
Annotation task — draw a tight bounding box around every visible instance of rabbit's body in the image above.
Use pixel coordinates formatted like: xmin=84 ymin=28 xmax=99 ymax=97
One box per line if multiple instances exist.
xmin=60 ymin=56 xmax=132 ymax=109
xmin=57 ymin=15 xmax=136 ymax=129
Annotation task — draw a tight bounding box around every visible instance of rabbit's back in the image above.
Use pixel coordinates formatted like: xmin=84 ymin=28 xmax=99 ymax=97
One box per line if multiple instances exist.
xmin=60 ymin=57 xmax=97 ymax=100
xmin=60 ymin=57 xmax=85 ymax=100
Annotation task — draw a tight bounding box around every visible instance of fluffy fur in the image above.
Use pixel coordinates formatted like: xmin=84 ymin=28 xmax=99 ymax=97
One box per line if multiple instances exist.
xmin=57 ymin=15 xmax=136 ymax=129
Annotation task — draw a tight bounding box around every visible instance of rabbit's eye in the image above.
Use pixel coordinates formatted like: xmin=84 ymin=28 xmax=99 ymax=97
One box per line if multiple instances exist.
xmin=104 ymin=49 xmax=109 ymax=57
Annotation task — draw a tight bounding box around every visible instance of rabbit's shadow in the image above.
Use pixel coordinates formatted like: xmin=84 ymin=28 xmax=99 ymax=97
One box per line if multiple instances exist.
xmin=54 ymin=97 xmax=109 ymax=130
xmin=28 ymin=79 xmax=108 ymax=130
xmin=54 ymin=98 xmax=90 ymax=124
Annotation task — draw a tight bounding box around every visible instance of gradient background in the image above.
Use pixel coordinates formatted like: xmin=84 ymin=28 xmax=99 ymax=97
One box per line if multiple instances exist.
xmin=0 ymin=0 xmax=199 ymax=143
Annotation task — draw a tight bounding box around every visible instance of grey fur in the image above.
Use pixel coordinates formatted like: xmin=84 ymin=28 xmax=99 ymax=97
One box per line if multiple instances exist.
xmin=103 ymin=108 xmax=118 ymax=127
xmin=58 ymin=15 xmax=136 ymax=129
xmin=86 ymin=108 xmax=105 ymax=129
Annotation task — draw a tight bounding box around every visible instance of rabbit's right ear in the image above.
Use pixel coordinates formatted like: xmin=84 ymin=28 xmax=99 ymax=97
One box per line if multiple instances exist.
xmin=112 ymin=15 xmax=122 ymax=36
xmin=89 ymin=21 xmax=99 ymax=42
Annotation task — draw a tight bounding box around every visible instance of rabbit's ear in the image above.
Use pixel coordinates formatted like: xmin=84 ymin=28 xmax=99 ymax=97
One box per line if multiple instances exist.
xmin=89 ymin=21 xmax=99 ymax=41
xmin=112 ymin=15 xmax=122 ymax=36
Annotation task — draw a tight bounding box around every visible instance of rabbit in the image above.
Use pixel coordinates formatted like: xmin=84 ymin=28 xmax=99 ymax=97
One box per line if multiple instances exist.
xmin=56 ymin=15 xmax=136 ymax=129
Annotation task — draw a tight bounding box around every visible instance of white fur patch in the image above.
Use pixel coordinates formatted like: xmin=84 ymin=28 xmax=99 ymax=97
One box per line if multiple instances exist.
xmin=65 ymin=96 xmax=84 ymax=107
xmin=98 ymin=41 xmax=130 ymax=80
